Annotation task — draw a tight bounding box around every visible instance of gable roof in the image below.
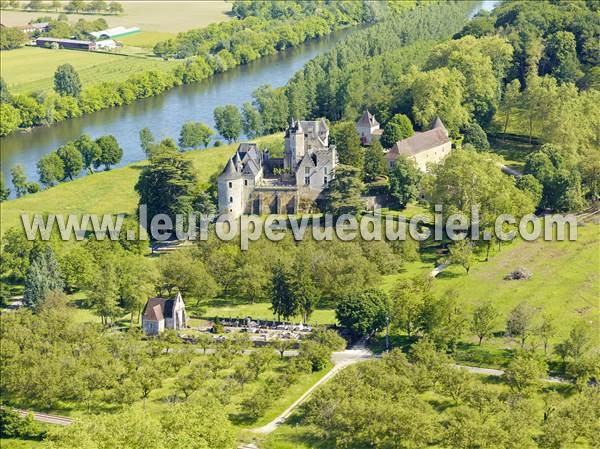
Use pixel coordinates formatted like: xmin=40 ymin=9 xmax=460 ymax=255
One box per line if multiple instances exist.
xmin=142 ymin=294 xmax=182 ymax=322
xmin=357 ymin=110 xmax=379 ymax=128
xmin=385 ymin=128 xmax=450 ymax=160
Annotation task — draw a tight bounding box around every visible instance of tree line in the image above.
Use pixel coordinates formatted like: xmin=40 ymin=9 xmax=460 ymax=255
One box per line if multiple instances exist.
xmin=0 ymin=0 xmax=124 ymax=15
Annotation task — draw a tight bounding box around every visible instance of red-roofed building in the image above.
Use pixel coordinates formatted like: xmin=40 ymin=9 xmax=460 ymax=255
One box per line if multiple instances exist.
xmin=142 ymin=292 xmax=187 ymax=335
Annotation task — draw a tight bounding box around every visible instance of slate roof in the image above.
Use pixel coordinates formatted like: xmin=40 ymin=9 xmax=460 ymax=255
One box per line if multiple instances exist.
xmin=143 ymin=297 xmax=176 ymax=322
xmin=385 ymin=119 xmax=450 ymax=160
xmin=220 ymin=157 xmax=241 ymax=179
xmin=357 ymin=110 xmax=379 ymax=128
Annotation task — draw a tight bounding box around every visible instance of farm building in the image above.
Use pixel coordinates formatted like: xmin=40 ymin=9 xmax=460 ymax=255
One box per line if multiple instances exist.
xmin=89 ymin=26 xmax=140 ymax=40
xmin=13 ymin=22 xmax=49 ymax=33
xmin=95 ymin=39 xmax=118 ymax=50
xmin=36 ymin=37 xmax=95 ymax=50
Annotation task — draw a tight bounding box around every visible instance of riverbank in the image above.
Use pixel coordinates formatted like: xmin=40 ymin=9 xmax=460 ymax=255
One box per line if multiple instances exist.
xmin=0 ymin=134 xmax=282 ymax=233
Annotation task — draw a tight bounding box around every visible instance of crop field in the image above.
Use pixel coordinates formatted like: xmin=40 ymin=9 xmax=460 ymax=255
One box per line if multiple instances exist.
xmin=0 ymin=1 xmax=231 ymax=33
xmin=0 ymin=46 xmax=177 ymax=94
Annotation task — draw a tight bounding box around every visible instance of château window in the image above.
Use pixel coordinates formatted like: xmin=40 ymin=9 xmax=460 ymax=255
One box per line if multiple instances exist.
xmin=228 ymin=182 xmax=232 ymax=188
xmin=304 ymin=176 xmax=310 ymax=185
xmin=229 ymin=196 xmax=233 ymax=203
xmin=323 ymin=167 xmax=328 ymax=175
xmin=244 ymin=180 xmax=248 ymax=186
xmin=324 ymin=176 xmax=328 ymax=186
xmin=305 ymin=166 xmax=310 ymax=174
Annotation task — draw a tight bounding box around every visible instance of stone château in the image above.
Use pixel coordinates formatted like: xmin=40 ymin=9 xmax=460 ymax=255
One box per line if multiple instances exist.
xmin=218 ymin=119 xmax=337 ymax=218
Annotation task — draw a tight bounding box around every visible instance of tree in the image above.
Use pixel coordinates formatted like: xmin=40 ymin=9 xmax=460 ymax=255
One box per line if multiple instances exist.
xmin=471 ymin=301 xmax=498 ymax=346
xmin=390 ymin=275 xmax=432 ymax=337
xmin=0 ymin=103 xmax=20 ymax=136
xmin=213 ymin=104 xmax=242 ymax=143
xmin=23 ymin=246 xmax=64 ymax=309
xmin=158 ymin=250 xmax=218 ymax=304
xmin=178 ymin=121 xmax=213 ymax=149
xmin=269 ymin=262 xmax=297 ymax=321
xmin=388 ymin=156 xmax=422 ymax=207
xmin=536 ymin=313 xmax=556 ymax=356
xmin=37 ymin=152 xmax=65 ymax=186
xmin=516 ymin=174 xmax=543 ymax=209
xmin=241 ymin=102 xmax=263 ymax=138
xmin=272 ymin=338 xmax=294 ymax=359
xmin=410 ymin=67 xmax=469 ymax=134
xmin=503 ymin=352 xmax=547 ymax=394
xmin=251 ymin=84 xmax=288 ymax=133
xmin=139 ymin=127 xmax=155 ymax=158
xmin=108 ymin=1 xmax=123 ymax=14
xmin=0 ymin=26 xmax=27 ymax=50
xmin=330 ymin=121 xmax=364 ymax=169
xmin=64 ymin=0 xmax=84 ymax=12
xmin=289 ymin=253 xmax=320 ymax=324
xmin=506 ymin=302 xmax=537 ymax=348
xmin=0 ymin=77 xmax=11 ymax=104
xmin=74 ymin=134 xmax=101 ymax=173
xmin=542 ymin=31 xmax=582 ymax=84
xmin=336 ymin=288 xmax=389 ymax=337
xmin=418 ymin=289 xmax=465 ymax=350
xmin=10 ymin=164 xmax=28 ymax=198
xmin=499 ymin=79 xmax=521 ymax=138
xmin=135 ymin=148 xmax=198 ymax=238
xmin=448 ymin=239 xmax=474 ymax=274
xmin=94 ymin=135 xmax=123 ymax=170
xmin=363 ymin=139 xmax=387 ymax=182
xmin=0 ymin=173 xmax=10 ymax=201
xmin=327 ymin=164 xmax=364 ymax=216
xmin=57 ymin=142 xmax=84 ymax=180
xmin=381 ymin=113 xmax=414 ymax=148
xmin=54 ymin=64 xmax=82 ymax=97
xmin=462 ymin=121 xmax=489 ymax=151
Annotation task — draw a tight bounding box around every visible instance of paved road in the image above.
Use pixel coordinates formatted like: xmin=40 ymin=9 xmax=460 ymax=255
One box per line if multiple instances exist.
xmin=16 ymin=409 xmax=73 ymax=426
xmin=251 ymin=343 xmax=372 ymax=435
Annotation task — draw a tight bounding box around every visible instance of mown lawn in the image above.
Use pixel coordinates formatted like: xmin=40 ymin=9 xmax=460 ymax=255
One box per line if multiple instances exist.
xmin=0 ymin=46 xmax=177 ymax=94
xmin=0 ymin=134 xmax=283 ymax=233
xmin=198 ymin=299 xmax=337 ymax=327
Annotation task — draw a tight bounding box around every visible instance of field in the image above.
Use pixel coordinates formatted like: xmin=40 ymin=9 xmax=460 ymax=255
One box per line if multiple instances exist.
xmin=0 ymin=1 xmax=231 ymax=33
xmin=378 ymin=219 xmax=600 ymax=367
xmin=118 ymin=31 xmax=176 ymax=48
xmin=0 ymin=46 xmax=177 ymax=94
xmin=0 ymin=134 xmax=283 ymax=233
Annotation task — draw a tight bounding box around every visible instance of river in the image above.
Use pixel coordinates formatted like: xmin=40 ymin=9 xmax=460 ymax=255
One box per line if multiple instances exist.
xmin=0 ymin=27 xmax=357 ymax=185
xmin=0 ymin=1 xmax=498 ymax=189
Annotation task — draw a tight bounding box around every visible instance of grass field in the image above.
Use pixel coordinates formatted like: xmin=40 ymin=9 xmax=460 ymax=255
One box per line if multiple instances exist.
xmin=199 ymin=299 xmax=337 ymax=326
xmin=118 ymin=31 xmax=176 ymax=48
xmin=0 ymin=134 xmax=283 ymax=233
xmin=0 ymin=1 xmax=231 ymax=33
xmin=0 ymin=46 xmax=177 ymax=94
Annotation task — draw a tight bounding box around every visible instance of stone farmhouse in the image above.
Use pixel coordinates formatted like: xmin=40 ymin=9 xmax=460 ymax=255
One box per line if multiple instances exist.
xmin=385 ymin=117 xmax=452 ymax=172
xmin=218 ymin=119 xmax=337 ymax=218
xmin=142 ymin=292 xmax=187 ymax=336
xmin=356 ymin=110 xmax=383 ymax=145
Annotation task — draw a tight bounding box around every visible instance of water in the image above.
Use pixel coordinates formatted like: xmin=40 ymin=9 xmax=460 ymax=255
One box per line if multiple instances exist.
xmin=0 ymin=28 xmax=356 ymax=186
xmin=1 ymin=2 xmax=497 ymax=191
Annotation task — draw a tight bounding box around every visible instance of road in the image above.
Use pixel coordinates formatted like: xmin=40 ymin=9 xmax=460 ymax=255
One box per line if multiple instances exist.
xmin=15 ymin=409 xmax=73 ymax=426
xmin=251 ymin=343 xmax=372 ymax=435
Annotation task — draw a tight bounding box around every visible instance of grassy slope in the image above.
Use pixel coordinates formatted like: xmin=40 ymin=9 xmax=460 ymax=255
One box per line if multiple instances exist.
xmin=0 ymin=46 xmax=177 ymax=93
xmin=0 ymin=135 xmax=283 ymax=233
xmin=0 ymin=1 xmax=231 ymax=33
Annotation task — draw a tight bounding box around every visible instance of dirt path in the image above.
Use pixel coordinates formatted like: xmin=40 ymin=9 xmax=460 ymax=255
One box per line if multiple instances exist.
xmin=251 ymin=344 xmax=372 ymax=435
xmin=16 ymin=409 xmax=73 ymax=426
